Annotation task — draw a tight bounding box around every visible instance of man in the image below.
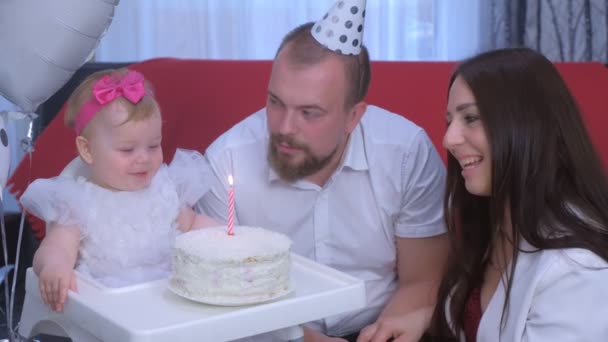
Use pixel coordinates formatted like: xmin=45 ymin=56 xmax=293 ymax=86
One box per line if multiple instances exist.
xmin=198 ymin=1 xmax=448 ymax=341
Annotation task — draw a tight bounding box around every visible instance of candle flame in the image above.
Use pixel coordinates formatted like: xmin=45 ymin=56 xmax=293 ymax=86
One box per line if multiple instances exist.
xmin=228 ymin=175 xmax=234 ymax=186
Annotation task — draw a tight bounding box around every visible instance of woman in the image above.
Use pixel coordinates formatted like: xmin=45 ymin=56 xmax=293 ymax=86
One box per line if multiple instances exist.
xmin=359 ymin=47 xmax=608 ymax=342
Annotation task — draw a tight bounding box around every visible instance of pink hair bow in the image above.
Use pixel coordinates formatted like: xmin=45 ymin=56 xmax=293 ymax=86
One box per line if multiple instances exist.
xmin=93 ymin=71 xmax=146 ymax=105
xmin=74 ymin=70 xmax=147 ymax=135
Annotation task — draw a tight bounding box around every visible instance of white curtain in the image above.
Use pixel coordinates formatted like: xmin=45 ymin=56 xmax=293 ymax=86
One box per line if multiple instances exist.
xmin=96 ymin=0 xmax=484 ymax=62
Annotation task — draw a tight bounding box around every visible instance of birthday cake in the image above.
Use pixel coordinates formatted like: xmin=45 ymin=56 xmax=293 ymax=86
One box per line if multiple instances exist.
xmin=170 ymin=226 xmax=292 ymax=305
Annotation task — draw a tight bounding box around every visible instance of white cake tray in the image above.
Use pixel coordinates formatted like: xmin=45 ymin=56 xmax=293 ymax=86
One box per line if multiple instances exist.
xmin=20 ymin=254 xmax=366 ymax=341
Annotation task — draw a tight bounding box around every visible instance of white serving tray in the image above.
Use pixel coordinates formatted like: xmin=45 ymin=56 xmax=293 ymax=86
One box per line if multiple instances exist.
xmin=21 ymin=254 xmax=366 ymax=341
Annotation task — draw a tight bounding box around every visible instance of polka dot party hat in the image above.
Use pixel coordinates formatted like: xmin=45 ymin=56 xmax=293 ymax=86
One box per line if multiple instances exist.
xmin=311 ymin=0 xmax=367 ymax=55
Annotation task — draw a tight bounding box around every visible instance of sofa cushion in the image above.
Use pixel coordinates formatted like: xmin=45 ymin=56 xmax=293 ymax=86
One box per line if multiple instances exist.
xmin=8 ymin=58 xmax=608 ymax=239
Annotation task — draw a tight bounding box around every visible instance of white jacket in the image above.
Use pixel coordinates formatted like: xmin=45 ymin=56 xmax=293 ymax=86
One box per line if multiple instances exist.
xmin=448 ymin=241 xmax=608 ymax=341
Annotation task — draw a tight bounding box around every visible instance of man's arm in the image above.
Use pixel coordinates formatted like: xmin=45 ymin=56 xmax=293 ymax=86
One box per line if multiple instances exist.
xmin=195 ymin=153 xmax=230 ymax=223
xmin=358 ymin=234 xmax=448 ymax=342
xmin=383 ymin=234 xmax=448 ymax=317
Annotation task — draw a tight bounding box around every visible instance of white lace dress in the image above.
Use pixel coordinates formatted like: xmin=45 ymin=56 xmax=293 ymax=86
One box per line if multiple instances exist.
xmin=20 ymin=149 xmax=211 ymax=287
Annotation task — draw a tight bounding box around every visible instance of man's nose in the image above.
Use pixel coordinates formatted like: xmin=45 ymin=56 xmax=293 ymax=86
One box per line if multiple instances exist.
xmin=278 ymin=110 xmax=298 ymax=135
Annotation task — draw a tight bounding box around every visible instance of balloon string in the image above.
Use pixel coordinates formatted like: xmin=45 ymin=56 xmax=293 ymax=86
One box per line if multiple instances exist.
xmin=0 ymin=200 xmax=14 ymax=340
xmin=2 ymin=112 xmax=36 ymax=341
xmin=8 ymin=212 xmax=26 ymax=340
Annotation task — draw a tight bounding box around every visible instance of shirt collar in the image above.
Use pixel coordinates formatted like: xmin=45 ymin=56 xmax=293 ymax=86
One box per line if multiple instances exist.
xmin=341 ymin=123 xmax=369 ymax=172
xmin=268 ymin=157 xmax=280 ymax=182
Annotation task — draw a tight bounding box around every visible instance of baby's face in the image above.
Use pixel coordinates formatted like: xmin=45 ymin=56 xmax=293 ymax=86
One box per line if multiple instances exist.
xmin=86 ymin=102 xmax=163 ymax=191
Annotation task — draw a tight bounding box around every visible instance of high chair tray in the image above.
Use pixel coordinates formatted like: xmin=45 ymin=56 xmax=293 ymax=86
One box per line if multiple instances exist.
xmin=23 ymin=253 xmax=366 ymax=341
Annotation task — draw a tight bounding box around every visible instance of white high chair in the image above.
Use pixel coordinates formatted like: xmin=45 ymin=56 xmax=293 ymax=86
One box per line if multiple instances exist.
xmin=19 ymin=158 xmax=367 ymax=342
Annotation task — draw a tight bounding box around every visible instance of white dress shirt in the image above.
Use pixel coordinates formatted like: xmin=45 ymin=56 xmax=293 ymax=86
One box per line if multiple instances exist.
xmin=198 ymin=105 xmax=446 ymax=337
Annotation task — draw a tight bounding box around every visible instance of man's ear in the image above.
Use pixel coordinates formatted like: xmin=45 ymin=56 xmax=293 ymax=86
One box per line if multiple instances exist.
xmin=345 ymin=101 xmax=367 ymax=134
xmin=76 ymin=136 xmax=93 ymax=164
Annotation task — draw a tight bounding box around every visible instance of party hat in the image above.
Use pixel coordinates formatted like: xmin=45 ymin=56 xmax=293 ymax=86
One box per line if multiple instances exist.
xmin=311 ymin=0 xmax=367 ymax=55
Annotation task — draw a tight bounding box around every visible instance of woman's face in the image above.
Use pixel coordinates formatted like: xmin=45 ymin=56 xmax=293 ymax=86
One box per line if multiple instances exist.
xmin=443 ymin=76 xmax=492 ymax=196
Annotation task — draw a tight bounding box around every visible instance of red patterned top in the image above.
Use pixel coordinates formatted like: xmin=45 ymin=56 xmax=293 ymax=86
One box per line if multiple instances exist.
xmin=463 ymin=287 xmax=482 ymax=342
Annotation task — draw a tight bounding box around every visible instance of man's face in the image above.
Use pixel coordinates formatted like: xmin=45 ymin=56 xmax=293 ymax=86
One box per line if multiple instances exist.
xmin=266 ymin=50 xmax=355 ymax=183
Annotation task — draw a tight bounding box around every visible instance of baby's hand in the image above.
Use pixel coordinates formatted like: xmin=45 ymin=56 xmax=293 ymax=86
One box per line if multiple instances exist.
xmin=38 ymin=263 xmax=78 ymax=312
xmin=177 ymin=207 xmax=196 ymax=232
xmin=177 ymin=207 xmax=220 ymax=232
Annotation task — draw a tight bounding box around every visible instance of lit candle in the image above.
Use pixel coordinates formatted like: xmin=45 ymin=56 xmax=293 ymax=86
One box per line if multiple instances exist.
xmin=227 ymin=175 xmax=235 ymax=235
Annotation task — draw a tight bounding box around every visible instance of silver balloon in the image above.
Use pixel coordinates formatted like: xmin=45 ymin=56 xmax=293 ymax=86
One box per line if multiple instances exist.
xmin=0 ymin=0 xmax=120 ymax=112
xmin=0 ymin=1 xmax=120 ymax=340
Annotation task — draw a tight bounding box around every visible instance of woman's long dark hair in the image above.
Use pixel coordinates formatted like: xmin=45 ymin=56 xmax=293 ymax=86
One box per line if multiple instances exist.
xmin=429 ymin=47 xmax=608 ymax=340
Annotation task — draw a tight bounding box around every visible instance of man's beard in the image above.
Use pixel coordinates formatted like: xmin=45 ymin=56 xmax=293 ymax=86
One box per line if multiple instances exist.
xmin=268 ymin=133 xmax=338 ymax=182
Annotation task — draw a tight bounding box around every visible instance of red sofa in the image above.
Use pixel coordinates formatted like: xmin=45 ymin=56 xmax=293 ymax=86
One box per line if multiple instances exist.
xmin=8 ymin=58 xmax=608 ymax=239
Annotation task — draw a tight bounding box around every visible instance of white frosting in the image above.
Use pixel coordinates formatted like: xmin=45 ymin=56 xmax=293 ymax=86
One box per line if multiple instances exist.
xmin=170 ymin=226 xmax=292 ymax=304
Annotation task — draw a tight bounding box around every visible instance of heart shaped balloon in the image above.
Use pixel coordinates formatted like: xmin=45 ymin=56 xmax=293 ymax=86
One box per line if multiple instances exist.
xmin=0 ymin=0 xmax=120 ymax=112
